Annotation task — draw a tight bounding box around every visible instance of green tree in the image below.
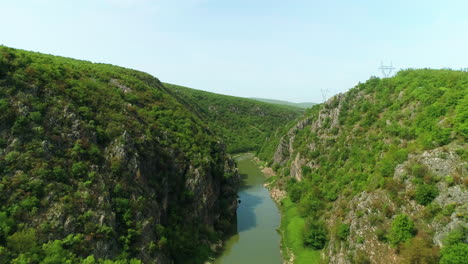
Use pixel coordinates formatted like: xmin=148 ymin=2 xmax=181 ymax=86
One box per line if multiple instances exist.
xmin=7 ymin=228 xmax=38 ymax=253
xmin=389 ymin=214 xmax=416 ymax=246
xmin=41 ymin=240 xmax=75 ymax=264
xmin=440 ymin=244 xmax=468 ymax=264
xmin=0 ymin=212 xmax=15 ymax=241
xmin=415 ymin=184 xmax=439 ymax=205
xmin=80 ymin=255 xmax=97 ymax=264
xmin=337 ymin=223 xmax=350 ymax=241
xmin=303 ymin=220 xmax=328 ymax=249
xmin=440 ymin=227 xmax=468 ymax=264
xmin=399 ymin=233 xmax=439 ymax=264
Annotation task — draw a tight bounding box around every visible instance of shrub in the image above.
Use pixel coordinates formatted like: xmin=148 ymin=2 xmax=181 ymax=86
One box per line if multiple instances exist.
xmin=298 ymin=194 xmax=324 ymax=218
xmin=303 ymin=220 xmax=328 ymax=249
xmin=29 ymin=112 xmax=42 ymax=123
xmin=7 ymin=228 xmax=37 ymax=253
xmin=41 ymin=240 xmax=76 ymax=264
xmin=353 ymin=250 xmax=371 ymax=264
xmin=388 ymin=214 xmax=416 ymax=246
xmin=11 ymin=116 xmax=29 ymax=135
xmin=399 ymin=233 xmax=439 ymax=264
xmin=71 ymin=162 xmax=87 ymax=178
xmin=443 ymin=226 xmax=466 ymax=246
xmin=337 ymin=223 xmax=350 ymax=241
xmin=439 ymin=226 xmax=468 ymax=263
xmin=440 ymin=243 xmax=468 ymax=264
xmin=286 ymin=179 xmax=302 ymax=203
xmin=376 ymin=228 xmax=388 ymax=242
xmin=0 ymin=212 xmax=15 ymax=241
xmin=408 ymin=163 xmax=428 ymax=178
xmin=422 ymin=203 xmax=442 ymax=220
xmin=415 ymin=184 xmax=439 ymax=205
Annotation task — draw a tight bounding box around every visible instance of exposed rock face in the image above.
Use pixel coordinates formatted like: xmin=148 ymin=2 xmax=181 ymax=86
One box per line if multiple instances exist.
xmin=311 ymin=94 xmax=344 ymax=133
xmin=323 ymin=146 xmax=467 ymax=263
xmin=273 ymin=117 xmax=313 ymax=166
xmin=290 ymin=153 xmax=306 ymax=181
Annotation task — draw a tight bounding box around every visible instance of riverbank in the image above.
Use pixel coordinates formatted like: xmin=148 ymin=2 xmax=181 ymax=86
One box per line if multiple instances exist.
xmin=254 ymin=158 xmax=321 ymax=264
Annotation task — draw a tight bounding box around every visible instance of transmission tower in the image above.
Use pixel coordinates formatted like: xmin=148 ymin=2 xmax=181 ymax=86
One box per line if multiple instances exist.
xmin=379 ymin=62 xmax=396 ymax=78
xmin=320 ymin=88 xmax=329 ymax=103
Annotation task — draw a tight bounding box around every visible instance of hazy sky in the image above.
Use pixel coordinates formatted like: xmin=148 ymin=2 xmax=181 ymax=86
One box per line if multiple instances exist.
xmin=1 ymin=0 xmax=467 ymax=103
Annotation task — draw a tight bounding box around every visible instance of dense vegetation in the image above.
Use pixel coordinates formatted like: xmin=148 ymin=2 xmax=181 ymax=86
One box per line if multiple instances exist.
xmin=164 ymin=83 xmax=302 ymax=153
xmin=264 ymin=69 xmax=467 ymax=263
xmin=0 ymin=46 xmax=239 ymax=263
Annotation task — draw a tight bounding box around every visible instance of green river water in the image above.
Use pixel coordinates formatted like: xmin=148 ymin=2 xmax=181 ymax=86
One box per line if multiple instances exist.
xmin=214 ymin=154 xmax=282 ymax=264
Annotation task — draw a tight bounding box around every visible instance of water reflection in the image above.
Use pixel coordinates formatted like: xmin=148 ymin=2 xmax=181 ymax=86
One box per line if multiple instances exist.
xmin=214 ymin=154 xmax=281 ymax=264
xmin=237 ymin=191 xmax=263 ymax=232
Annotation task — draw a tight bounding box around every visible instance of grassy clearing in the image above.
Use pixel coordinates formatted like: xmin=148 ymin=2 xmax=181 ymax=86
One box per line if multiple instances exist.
xmin=280 ymin=197 xmax=321 ymax=264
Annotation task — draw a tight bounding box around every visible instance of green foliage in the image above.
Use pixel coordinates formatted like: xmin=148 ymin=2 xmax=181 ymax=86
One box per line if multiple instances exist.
xmin=303 ymin=220 xmax=328 ymax=249
xmin=250 ymin=97 xmax=315 ymax=109
xmin=280 ymin=197 xmax=321 ymax=263
xmin=407 ymin=163 xmax=429 ymax=178
xmin=353 ymin=250 xmax=371 ymax=264
xmin=287 ymin=178 xmax=303 ymax=202
xmin=81 ymin=256 xmax=97 ymax=264
xmin=376 ymin=228 xmax=388 ymax=242
xmin=0 ymin=212 xmax=15 ymax=241
xmin=164 ymin=83 xmax=301 ymax=154
xmin=41 ymin=240 xmax=76 ymax=264
xmin=440 ymin=243 xmax=468 ymax=264
xmin=7 ymin=228 xmax=38 ymax=253
xmin=414 ymin=184 xmax=439 ymax=205
xmin=336 ymin=223 xmax=350 ymax=241
xmin=399 ymin=233 xmax=439 ymax=264
xmin=388 ymin=214 xmax=416 ymax=246
xmin=297 ymin=193 xmax=324 ymax=218
xmin=440 ymin=227 xmax=468 ymax=264
xmin=71 ymin=162 xmax=88 ymax=178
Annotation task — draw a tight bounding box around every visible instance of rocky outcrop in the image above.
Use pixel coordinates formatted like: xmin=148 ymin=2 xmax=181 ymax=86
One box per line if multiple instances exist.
xmin=273 ymin=117 xmax=313 ymax=165
xmin=289 ymin=153 xmax=306 ymax=181
xmin=323 ymin=145 xmax=467 ymax=263
xmin=273 ymin=94 xmax=345 ymax=168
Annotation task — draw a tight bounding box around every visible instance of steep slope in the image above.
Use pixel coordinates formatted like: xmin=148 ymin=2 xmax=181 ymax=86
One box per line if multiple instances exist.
xmin=0 ymin=46 xmax=239 ymax=263
xmin=250 ymin=98 xmax=316 ymax=109
xmin=164 ymin=83 xmax=302 ymax=153
xmin=263 ymin=69 xmax=467 ymax=263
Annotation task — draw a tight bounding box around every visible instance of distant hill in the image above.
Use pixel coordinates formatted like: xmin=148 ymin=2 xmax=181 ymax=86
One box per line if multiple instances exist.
xmin=250 ymin=97 xmax=316 ymax=109
xmin=164 ymin=83 xmax=302 ymax=153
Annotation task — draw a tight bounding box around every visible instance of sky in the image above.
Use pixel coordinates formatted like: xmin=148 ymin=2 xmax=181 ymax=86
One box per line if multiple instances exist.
xmin=1 ymin=0 xmax=467 ymax=103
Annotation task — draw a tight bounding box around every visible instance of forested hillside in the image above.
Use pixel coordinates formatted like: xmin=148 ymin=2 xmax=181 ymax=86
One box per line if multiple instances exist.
xmin=0 ymin=46 xmax=240 ymax=264
xmin=164 ymin=83 xmax=302 ymax=153
xmin=250 ymin=98 xmax=315 ymax=109
xmin=263 ymin=69 xmax=467 ymax=263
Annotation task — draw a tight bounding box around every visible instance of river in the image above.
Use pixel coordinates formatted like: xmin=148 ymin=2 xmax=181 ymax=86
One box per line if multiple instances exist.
xmin=214 ymin=153 xmax=282 ymax=264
